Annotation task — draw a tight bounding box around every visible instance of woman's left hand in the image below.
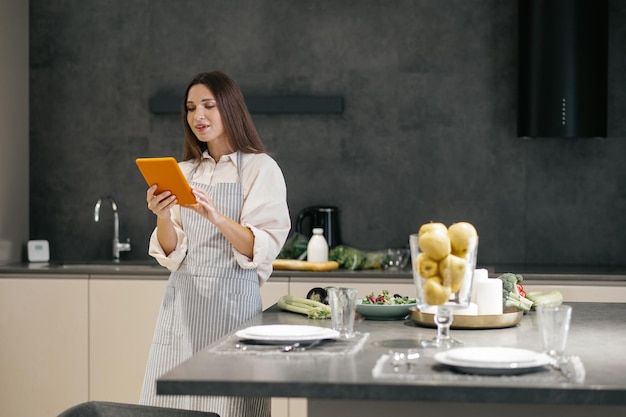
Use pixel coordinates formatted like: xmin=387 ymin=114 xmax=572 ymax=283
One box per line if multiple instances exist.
xmin=183 ymin=187 xmax=225 ymax=225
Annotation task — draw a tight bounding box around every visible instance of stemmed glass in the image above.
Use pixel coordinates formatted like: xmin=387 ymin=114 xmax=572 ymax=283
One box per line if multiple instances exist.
xmin=409 ymin=225 xmax=478 ymax=349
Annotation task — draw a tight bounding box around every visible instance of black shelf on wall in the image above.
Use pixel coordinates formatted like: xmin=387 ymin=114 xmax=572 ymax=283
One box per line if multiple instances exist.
xmin=150 ymin=95 xmax=344 ymax=114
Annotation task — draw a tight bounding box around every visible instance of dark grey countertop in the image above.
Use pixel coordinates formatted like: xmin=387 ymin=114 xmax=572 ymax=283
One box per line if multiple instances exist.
xmin=2 ymin=261 xmax=626 ymax=283
xmin=0 ymin=260 xmax=410 ymax=278
xmin=157 ymin=302 xmax=626 ymax=406
xmin=0 ymin=260 xmax=168 ymax=276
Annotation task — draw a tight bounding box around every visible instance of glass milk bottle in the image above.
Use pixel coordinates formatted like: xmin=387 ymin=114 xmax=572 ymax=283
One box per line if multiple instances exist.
xmin=307 ymin=228 xmax=329 ymax=262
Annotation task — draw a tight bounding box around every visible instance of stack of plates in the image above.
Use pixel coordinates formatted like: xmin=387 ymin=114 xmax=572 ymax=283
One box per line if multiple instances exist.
xmin=434 ymin=346 xmax=551 ymax=375
xmin=235 ymin=324 xmax=339 ymax=344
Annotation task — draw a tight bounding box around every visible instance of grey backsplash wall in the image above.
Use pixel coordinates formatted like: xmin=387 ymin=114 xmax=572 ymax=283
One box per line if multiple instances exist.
xmin=29 ymin=0 xmax=626 ymax=267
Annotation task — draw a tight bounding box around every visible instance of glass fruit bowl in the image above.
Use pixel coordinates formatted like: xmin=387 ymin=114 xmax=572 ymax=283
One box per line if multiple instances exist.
xmin=409 ymin=222 xmax=479 ymax=348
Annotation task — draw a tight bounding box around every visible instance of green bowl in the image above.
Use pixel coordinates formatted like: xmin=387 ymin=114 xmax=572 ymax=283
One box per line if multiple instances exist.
xmin=355 ymin=300 xmax=416 ymax=321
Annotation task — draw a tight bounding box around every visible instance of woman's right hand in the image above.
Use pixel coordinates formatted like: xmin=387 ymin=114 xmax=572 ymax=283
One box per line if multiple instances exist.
xmin=146 ymin=185 xmax=177 ymax=219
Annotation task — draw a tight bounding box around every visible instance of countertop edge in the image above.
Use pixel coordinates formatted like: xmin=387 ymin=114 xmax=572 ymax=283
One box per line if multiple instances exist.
xmin=2 ymin=262 xmax=626 ymax=283
xmin=156 ymin=380 xmax=626 ymax=405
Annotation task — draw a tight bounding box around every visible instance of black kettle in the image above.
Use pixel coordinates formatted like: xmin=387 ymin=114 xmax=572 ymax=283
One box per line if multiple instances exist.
xmin=295 ymin=206 xmax=341 ymax=248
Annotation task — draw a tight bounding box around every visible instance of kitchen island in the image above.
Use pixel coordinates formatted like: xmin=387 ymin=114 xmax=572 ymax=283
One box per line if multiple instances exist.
xmin=157 ymin=302 xmax=626 ymax=417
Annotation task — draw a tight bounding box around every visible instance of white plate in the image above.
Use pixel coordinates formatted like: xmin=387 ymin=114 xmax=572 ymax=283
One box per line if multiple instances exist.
xmin=446 ymin=347 xmax=542 ymax=364
xmin=435 ymin=347 xmax=551 ymax=375
xmin=235 ymin=325 xmax=339 ymax=344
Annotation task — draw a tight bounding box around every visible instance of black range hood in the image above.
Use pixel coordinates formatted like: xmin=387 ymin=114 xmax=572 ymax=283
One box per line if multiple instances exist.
xmin=517 ymin=0 xmax=608 ymax=138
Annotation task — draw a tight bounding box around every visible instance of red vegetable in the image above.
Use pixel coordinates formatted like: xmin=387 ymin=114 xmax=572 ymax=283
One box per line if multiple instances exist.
xmin=516 ymin=283 xmax=526 ymax=298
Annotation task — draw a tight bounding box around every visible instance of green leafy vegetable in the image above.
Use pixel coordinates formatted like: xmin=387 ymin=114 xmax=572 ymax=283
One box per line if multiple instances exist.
xmin=276 ymin=233 xmax=308 ymax=260
xmin=329 ymin=245 xmax=366 ymax=270
xmin=496 ymin=273 xmax=533 ymax=312
xmin=362 ymin=289 xmax=416 ymax=305
xmin=324 ymin=245 xmax=388 ymax=270
xmin=361 ymin=251 xmax=386 ymax=269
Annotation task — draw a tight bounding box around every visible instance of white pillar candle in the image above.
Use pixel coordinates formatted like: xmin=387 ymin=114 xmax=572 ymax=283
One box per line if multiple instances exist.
xmin=423 ymin=303 xmax=478 ymax=315
xmin=476 ymin=278 xmax=503 ymax=315
xmin=455 ymin=303 xmax=478 ymax=316
xmin=471 ymin=268 xmax=489 ymax=304
xmin=422 ymin=305 xmax=438 ymax=314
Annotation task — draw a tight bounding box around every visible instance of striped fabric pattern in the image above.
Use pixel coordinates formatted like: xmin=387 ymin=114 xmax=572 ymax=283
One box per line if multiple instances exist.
xmin=140 ymin=154 xmax=269 ymax=417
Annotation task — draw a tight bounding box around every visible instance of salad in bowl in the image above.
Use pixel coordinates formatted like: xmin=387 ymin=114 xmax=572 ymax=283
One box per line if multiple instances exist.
xmin=356 ymin=290 xmax=417 ymax=320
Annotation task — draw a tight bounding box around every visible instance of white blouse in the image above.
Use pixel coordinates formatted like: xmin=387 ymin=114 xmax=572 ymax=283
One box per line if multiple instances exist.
xmin=148 ymin=151 xmax=291 ymax=285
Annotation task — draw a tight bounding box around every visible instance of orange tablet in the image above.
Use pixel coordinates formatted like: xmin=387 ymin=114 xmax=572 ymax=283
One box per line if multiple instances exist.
xmin=135 ymin=157 xmax=197 ymax=205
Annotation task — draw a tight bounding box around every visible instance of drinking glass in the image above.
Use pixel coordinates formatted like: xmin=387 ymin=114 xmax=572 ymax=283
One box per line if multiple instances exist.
xmin=328 ymin=287 xmax=358 ymax=338
xmin=536 ymin=304 xmax=572 ymax=364
xmin=409 ymin=233 xmax=478 ymax=348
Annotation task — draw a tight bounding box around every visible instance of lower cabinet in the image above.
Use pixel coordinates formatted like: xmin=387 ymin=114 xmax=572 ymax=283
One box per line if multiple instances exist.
xmin=8 ymin=271 xmax=620 ymax=417
xmin=89 ymin=275 xmax=293 ymax=417
xmin=260 ymin=277 xmax=294 ymax=417
xmin=261 ymin=276 xmax=289 ymax=310
xmin=88 ymin=276 xmax=167 ymax=403
xmin=272 ymin=398 xmax=308 ymax=417
xmin=0 ymin=274 xmax=168 ymax=417
xmin=0 ymin=276 xmax=89 ymax=417
xmin=523 ymin=282 xmax=626 ymax=303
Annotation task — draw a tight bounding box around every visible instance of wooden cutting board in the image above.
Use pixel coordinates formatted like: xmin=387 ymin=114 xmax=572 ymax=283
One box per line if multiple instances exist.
xmin=272 ymin=259 xmax=340 ymax=271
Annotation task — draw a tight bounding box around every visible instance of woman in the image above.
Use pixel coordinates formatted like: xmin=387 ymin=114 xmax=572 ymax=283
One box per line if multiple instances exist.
xmin=140 ymin=71 xmax=290 ymax=417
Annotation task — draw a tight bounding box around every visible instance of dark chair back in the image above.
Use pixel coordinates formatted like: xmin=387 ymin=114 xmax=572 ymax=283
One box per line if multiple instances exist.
xmin=57 ymin=401 xmax=220 ymax=417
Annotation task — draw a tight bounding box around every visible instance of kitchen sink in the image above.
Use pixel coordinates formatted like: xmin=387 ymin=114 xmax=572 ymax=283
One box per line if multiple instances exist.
xmin=48 ymin=259 xmax=162 ymax=271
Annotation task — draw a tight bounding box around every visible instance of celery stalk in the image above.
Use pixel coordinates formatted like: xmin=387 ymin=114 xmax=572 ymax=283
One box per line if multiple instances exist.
xmin=527 ymin=290 xmax=564 ymax=308
xmin=277 ymin=295 xmax=331 ymax=319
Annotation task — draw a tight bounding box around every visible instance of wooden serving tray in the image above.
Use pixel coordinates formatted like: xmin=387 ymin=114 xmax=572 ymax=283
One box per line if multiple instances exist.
xmin=410 ymin=306 xmax=523 ymax=329
xmin=272 ymin=259 xmax=340 ymax=272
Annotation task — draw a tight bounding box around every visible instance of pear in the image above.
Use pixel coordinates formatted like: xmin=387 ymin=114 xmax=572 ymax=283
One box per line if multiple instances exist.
xmin=439 ymin=254 xmax=466 ymax=293
xmin=417 ymin=253 xmax=438 ymax=278
xmin=422 ymin=277 xmax=450 ymax=305
xmin=448 ymin=222 xmax=478 ymax=258
xmin=418 ymin=229 xmax=451 ymax=261
xmin=418 ymin=222 xmax=448 ymax=237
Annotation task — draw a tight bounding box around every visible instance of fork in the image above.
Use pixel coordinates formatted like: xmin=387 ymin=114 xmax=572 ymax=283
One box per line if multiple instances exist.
xmin=234 ymin=338 xmax=326 ymax=352
xmin=282 ymin=338 xmax=325 ymax=352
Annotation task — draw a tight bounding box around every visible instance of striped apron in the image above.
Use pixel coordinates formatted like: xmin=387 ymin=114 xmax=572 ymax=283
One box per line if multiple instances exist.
xmin=140 ymin=152 xmax=269 ymax=417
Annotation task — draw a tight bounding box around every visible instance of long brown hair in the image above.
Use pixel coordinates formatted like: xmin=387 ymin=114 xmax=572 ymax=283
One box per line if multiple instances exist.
xmin=182 ymin=71 xmax=265 ymax=161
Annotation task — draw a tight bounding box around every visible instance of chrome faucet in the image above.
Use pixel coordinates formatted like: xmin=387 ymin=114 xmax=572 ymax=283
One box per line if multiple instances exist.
xmin=94 ymin=196 xmax=131 ymax=262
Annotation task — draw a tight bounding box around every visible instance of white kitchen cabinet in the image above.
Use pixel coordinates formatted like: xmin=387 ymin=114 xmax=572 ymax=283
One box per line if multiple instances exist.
xmin=288 ymin=398 xmax=308 ymax=416
xmin=88 ymin=276 xmax=167 ymax=403
xmin=269 ymin=397 xmax=307 ymax=417
xmin=3 ymin=267 xmax=623 ymax=417
xmin=259 ymin=276 xmax=293 ymax=417
xmin=0 ymin=276 xmax=89 ymax=417
xmin=89 ymin=275 xmax=293 ymax=417
xmin=261 ymin=276 xmax=289 ymax=310
xmin=522 ymin=278 xmax=626 ymax=303
xmin=523 ymin=282 xmax=626 ymax=303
